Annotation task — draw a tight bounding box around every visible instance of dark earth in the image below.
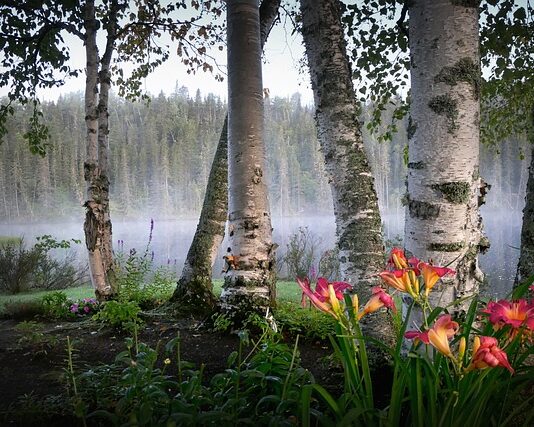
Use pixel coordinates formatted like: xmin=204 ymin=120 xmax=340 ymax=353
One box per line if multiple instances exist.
xmin=0 ymin=315 xmax=341 ymax=426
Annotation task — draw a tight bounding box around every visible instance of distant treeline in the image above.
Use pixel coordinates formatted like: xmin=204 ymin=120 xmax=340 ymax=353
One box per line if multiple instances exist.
xmin=0 ymin=89 xmax=529 ymax=222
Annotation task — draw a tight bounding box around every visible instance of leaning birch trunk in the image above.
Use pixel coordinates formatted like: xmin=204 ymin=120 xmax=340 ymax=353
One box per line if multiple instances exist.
xmin=171 ymin=0 xmax=281 ymax=315
xmin=406 ymin=0 xmax=485 ymax=308
xmin=221 ymin=0 xmax=276 ymax=318
xmin=300 ymin=0 xmax=393 ymax=347
xmin=516 ymin=108 xmax=534 ymax=285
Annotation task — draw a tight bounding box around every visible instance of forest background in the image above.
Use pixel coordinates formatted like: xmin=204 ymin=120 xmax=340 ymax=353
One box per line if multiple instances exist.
xmin=0 ymin=87 xmax=529 ymax=297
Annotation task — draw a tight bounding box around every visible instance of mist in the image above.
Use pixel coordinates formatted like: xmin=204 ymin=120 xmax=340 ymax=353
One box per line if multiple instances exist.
xmin=0 ymin=90 xmax=530 ymax=300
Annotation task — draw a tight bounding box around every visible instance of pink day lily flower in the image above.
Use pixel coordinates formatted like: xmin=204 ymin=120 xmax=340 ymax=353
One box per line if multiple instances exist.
xmin=483 ymin=299 xmax=534 ymax=341
xmin=483 ymin=299 xmax=534 ymax=330
xmin=467 ymin=336 xmax=514 ymax=375
xmin=419 ymin=262 xmax=455 ymax=297
xmin=358 ymin=287 xmax=396 ymax=319
xmin=405 ymin=314 xmax=459 ymax=358
xmin=297 ymin=277 xmax=351 ymax=318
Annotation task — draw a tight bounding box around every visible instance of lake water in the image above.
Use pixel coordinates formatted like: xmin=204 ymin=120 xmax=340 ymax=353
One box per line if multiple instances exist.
xmin=0 ymin=210 xmax=522 ymax=299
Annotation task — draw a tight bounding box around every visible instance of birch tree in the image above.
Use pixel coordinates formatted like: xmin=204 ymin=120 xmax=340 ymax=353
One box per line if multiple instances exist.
xmin=300 ymin=0 xmax=393 ymax=345
xmin=171 ymin=0 xmax=281 ymax=315
xmin=221 ymin=0 xmax=276 ymax=317
xmin=83 ymin=0 xmax=123 ymax=300
xmin=406 ymin=0 xmax=485 ymax=305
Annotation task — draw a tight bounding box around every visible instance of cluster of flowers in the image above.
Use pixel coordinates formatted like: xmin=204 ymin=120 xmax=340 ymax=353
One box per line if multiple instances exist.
xmin=298 ymin=247 xmax=534 ymax=376
xmin=69 ymin=297 xmax=100 ymax=317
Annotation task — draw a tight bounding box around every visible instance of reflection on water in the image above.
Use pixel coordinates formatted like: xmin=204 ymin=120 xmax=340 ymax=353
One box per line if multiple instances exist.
xmin=0 ymin=209 xmax=521 ymax=299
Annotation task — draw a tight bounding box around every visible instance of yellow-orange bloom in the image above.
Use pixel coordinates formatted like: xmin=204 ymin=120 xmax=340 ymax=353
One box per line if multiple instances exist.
xmin=405 ymin=314 xmax=459 ymax=358
xmin=379 ymin=269 xmax=418 ymax=298
xmin=389 ymin=248 xmax=409 ymax=269
xmin=420 ymin=263 xmax=455 ymax=297
xmin=358 ymin=287 xmax=396 ymax=320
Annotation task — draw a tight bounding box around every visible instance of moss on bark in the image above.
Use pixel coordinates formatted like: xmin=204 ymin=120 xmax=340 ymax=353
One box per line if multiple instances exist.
xmin=428 ymin=94 xmax=459 ymax=133
xmin=408 ymin=198 xmax=440 ymax=219
xmin=435 ymin=57 xmax=480 ymax=99
xmin=431 ymin=181 xmax=470 ymax=204
xmin=428 ymin=242 xmax=465 ymax=252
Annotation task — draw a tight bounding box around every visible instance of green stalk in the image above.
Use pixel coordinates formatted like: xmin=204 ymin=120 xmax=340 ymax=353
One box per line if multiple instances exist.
xmin=282 ymin=334 xmax=299 ymax=401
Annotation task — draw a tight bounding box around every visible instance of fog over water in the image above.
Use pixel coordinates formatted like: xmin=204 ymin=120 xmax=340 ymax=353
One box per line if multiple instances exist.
xmin=0 ymin=209 xmax=521 ymax=299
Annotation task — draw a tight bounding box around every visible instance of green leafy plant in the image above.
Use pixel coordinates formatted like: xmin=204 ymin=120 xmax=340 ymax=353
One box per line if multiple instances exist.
xmin=74 ymin=329 xmax=313 ymax=426
xmin=275 ymin=301 xmax=336 ymax=342
xmin=93 ymin=300 xmax=142 ymax=330
xmin=115 ymin=222 xmax=177 ymax=308
xmin=41 ymin=291 xmax=71 ymax=319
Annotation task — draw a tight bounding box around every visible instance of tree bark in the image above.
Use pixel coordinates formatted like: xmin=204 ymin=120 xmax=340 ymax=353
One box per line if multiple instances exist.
xmin=83 ymin=0 xmax=119 ymax=300
xmin=516 ymin=108 xmax=534 ymax=285
xmin=300 ymin=0 xmax=395 ymax=353
xmin=300 ymin=1 xmax=386 ymax=299
xmin=406 ymin=0 xmax=485 ymax=307
xmin=220 ymin=0 xmax=276 ymax=318
xmin=171 ymin=0 xmax=280 ymax=315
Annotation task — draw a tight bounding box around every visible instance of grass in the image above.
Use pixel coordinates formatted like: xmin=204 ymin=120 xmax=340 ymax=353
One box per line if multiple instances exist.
xmin=213 ymin=279 xmax=302 ymax=302
xmin=0 ymin=284 xmax=93 ymax=308
xmin=0 ymin=236 xmax=22 ymax=248
xmin=0 ymin=280 xmax=303 ymax=314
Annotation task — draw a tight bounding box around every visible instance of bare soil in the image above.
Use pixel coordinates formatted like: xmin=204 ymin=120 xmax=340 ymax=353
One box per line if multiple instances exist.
xmin=0 ymin=316 xmax=339 ymax=426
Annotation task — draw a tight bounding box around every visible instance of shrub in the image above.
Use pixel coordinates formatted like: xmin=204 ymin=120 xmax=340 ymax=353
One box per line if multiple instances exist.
xmin=0 ymin=300 xmax=44 ymax=319
xmin=0 ymin=240 xmax=42 ymax=294
xmin=0 ymin=236 xmax=85 ymax=294
xmin=282 ymin=227 xmax=321 ymax=279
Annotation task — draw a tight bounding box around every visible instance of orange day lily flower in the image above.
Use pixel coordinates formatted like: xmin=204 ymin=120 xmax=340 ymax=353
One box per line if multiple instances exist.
xmin=379 ymin=269 xmax=419 ymax=298
xmin=467 ymin=336 xmax=514 ymax=375
xmin=358 ymin=286 xmax=396 ymax=320
xmin=405 ymin=314 xmax=459 ymax=358
xmin=419 ymin=262 xmax=455 ymax=297
xmin=482 ymin=299 xmax=534 ymax=341
xmin=483 ymin=299 xmax=534 ymax=330
xmin=389 ymin=248 xmax=409 ymax=269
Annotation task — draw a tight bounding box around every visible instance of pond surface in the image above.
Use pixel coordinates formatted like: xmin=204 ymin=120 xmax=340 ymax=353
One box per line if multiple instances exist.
xmin=0 ymin=209 xmax=521 ymax=299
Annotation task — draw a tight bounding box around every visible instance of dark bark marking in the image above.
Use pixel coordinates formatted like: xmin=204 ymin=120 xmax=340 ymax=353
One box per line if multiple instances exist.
xmin=431 ymin=181 xmax=470 ymax=204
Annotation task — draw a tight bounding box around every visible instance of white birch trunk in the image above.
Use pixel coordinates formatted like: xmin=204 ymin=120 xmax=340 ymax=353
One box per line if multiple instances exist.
xmin=83 ymin=0 xmax=117 ymax=300
xmin=406 ymin=0 xmax=485 ymax=306
xmin=172 ymin=0 xmax=280 ymax=315
xmin=300 ymin=0 xmax=385 ymax=298
xmin=221 ymin=0 xmax=276 ymax=315
xmin=300 ymin=0 xmax=394 ymax=349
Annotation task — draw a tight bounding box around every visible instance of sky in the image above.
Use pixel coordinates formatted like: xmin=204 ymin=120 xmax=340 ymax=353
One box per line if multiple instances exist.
xmin=0 ymin=4 xmax=314 ymax=105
